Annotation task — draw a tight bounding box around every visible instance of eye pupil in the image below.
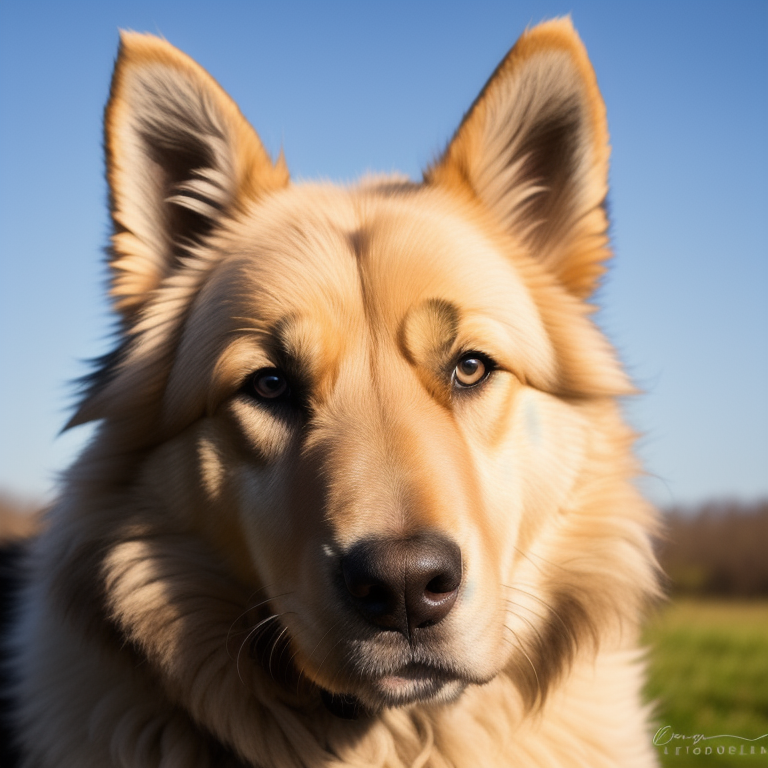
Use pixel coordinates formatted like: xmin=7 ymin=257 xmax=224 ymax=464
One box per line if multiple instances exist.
xmin=251 ymin=369 xmax=289 ymax=400
xmin=454 ymin=354 xmax=489 ymax=387
xmin=261 ymin=375 xmax=282 ymax=392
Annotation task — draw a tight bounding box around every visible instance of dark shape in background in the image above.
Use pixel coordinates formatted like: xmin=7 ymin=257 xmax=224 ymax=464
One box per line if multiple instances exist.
xmin=658 ymin=500 xmax=768 ymax=597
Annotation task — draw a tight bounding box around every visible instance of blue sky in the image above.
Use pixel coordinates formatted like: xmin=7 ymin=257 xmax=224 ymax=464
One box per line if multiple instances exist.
xmin=1 ymin=0 xmax=766 ymax=508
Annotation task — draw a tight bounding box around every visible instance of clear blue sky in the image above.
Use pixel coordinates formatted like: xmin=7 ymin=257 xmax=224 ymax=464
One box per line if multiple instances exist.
xmin=1 ymin=0 xmax=766 ymax=508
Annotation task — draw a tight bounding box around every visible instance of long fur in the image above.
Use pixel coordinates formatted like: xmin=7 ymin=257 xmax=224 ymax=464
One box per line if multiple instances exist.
xmin=4 ymin=19 xmax=660 ymax=767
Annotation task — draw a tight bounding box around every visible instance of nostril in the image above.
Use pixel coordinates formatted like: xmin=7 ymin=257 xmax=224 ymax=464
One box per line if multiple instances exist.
xmin=425 ymin=572 xmax=461 ymax=596
xmin=345 ymin=578 xmax=374 ymax=600
xmin=341 ymin=548 xmax=398 ymax=611
xmin=358 ymin=583 xmax=392 ymax=613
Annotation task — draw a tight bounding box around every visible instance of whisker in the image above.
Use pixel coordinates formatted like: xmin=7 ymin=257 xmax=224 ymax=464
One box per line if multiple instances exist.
xmin=503 ymin=624 xmax=541 ymax=704
xmin=276 ymin=621 xmax=298 ymax=672
xmin=321 ymin=637 xmax=352 ymax=699
xmin=308 ymin=626 xmax=347 ymax=693
xmin=227 ymin=594 xmax=272 ymax=654
xmin=503 ymin=598 xmax=547 ymax=650
xmin=502 ymin=594 xmax=547 ymax=623
xmin=294 ymin=618 xmax=343 ymax=694
xmin=513 ymin=546 xmax=573 ymax=574
xmin=226 ymin=588 xmax=291 ymax=659
xmin=268 ymin=625 xmax=291 ymax=680
xmin=503 ymin=583 xmax=572 ymax=639
xmin=236 ymin=614 xmax=281 ymax=685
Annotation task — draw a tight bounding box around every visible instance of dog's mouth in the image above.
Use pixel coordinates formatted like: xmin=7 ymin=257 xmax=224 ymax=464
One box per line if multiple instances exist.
xmin=241 ymin=604 xmax=467 ymax=717
xmin=366 ymin=661 xmax=467 ymax=707
xmin=320 ymin=662 xmax=467 ymax=718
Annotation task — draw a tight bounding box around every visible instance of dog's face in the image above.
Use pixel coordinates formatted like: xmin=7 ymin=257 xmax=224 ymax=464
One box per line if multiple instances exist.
xmin=161 ymin=189 xmax=564 ymax=710
xmin=65 ymin=20 xmax=655 ymax=724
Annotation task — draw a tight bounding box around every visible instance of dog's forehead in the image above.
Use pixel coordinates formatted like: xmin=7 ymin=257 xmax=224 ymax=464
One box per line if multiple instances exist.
xmin=224 ymin=183 xmax=548 ymax=342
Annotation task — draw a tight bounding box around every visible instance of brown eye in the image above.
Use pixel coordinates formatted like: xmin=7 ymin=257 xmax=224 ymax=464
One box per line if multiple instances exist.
xmin=249 ymin=368 xmax=289 ymax=400
xmin=454 ymin=354 xmax=490 ymax=388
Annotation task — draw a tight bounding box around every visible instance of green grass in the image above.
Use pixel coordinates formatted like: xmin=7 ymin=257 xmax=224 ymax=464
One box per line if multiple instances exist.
xmin=644 ymin=600 xmax=768 ymax=766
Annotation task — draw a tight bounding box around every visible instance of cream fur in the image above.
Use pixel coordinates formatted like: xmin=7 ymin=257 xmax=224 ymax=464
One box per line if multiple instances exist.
xmin=7 ymin=19 xmax=660 ymax=768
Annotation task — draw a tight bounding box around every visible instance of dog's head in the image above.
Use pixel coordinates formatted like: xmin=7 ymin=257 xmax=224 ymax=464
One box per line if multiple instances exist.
xmin=62 ymin=20 xmax=657 ymax=730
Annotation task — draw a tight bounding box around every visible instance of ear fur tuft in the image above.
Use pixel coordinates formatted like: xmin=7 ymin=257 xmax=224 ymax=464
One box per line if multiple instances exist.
xmin=426 ymin=18 xmax=611 ymax=298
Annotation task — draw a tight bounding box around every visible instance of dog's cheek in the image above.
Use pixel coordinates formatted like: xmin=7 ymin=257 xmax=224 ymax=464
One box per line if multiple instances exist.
xmin=455 ymin=373 xmax=526 ymax=575
xmin=152 ymin=416 xmax=322 ymax=619
xmin=453 ymin=383 xmax=591 ymax=680
xmin=138 ymin=421 xmax=261 ymax=584
xmin=231 ymin=440 xmax=328 ymax=598
xmin=516 ymin=391 xmax=587 ymax=512
xmin=437 ymin=374 xmax=525 ymax=673
xmin=495 ymin=390 xmax=588 ymax=571
xmin=458 ymin=381 xmax=587 ymax=576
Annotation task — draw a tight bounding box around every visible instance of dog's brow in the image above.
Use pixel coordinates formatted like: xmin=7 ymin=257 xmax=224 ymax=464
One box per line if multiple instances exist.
xmin=400 ymin=299 xmax=460 ymax=367
xmin=346 ymin=228 xmax=369 ymax=260
xmin=272 ymin=314 xmax=324 ymax=384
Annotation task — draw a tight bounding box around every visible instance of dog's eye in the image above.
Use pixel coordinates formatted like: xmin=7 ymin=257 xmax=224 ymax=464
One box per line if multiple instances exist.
xmin=248 ymin=368 xmax=290 ymax=400
xmin=453 ymin=353 xmax=492 ymax=388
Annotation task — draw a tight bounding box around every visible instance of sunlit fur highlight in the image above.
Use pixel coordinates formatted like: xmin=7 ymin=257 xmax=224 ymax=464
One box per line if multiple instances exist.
xmin=6 ymin=18 xmax=660 ymax=768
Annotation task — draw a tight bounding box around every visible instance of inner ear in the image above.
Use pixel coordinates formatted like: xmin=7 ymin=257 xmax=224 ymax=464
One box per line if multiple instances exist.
xmin=426 ymin=19 xmax=611 ymax=299
xmin=515 ymin=94 xmax=583 ymax=252
xmin=146 ymin=131 xmax=222 ymax=258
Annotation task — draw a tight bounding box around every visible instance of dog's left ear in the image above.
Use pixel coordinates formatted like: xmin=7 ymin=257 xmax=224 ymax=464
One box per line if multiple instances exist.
xmin=426 ymin=18 xmax=610 ymax=298
xmin=105 ymin=32 xmax=289 ymax=319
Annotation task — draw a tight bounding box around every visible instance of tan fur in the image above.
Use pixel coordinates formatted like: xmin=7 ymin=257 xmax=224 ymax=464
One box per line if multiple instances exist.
xmin=8 ymin=19 xmax=660 ymax=767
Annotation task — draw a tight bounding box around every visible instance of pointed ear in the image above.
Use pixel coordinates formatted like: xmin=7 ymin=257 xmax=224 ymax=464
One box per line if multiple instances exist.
xmin=426 ymin=18 xmax=610 ymax=298
xmin=106 ymin=32 xmax=289 ymax=318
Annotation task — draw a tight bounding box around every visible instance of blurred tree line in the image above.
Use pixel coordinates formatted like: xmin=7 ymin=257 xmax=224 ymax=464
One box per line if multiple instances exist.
xmin=658 ymin=500 xmax=768 ymax=597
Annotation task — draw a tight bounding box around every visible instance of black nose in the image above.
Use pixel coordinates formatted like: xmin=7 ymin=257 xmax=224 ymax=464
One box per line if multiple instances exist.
xmin=340 ymin=532 xmax=462 ymax=638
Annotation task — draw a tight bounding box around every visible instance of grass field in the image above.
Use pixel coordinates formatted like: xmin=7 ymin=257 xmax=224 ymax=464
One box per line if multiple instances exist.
xmin=644 ymin=600 xmax=768 ymax=766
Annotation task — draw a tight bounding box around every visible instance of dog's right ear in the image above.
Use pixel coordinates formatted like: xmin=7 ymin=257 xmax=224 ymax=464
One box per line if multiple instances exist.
xmin=105 ymin=32 xmax=288 ymax=319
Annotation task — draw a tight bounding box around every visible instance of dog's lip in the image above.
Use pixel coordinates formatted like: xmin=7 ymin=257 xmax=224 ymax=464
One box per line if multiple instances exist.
xmin=330 ymin=660 xmax=459 ymax=695
xmin=376 ymin=661 xmax=455 ymax=687
xmin=321 ymin=662 xmax=463 ymax=718
xmin=340 ymin=661 xmax=464 ymax=711
xmin=332 ymin=661 xmax=464 ymax=697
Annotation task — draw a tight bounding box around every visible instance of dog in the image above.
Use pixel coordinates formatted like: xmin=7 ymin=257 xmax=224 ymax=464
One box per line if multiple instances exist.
xmin=1 ymin=18 xmax=660 ymax=767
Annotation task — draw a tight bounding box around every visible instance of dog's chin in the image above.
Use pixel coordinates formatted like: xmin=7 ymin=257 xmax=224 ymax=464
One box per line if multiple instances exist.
xmin=248 ymin=609 xmax=470 ymax=717
xmin=321 ymin=664 xmax=469 ymax=719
